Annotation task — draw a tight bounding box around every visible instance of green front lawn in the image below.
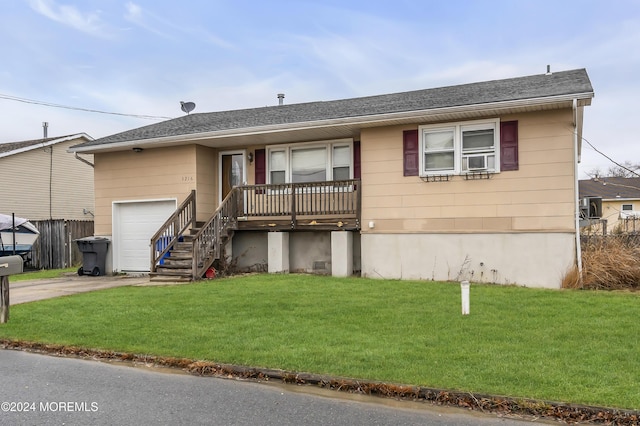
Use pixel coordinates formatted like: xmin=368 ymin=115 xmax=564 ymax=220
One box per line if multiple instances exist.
xmin=12 ymin=267 xmax=76 ymax=282
xmin=1 ymin=274 xmax=639 ymax=409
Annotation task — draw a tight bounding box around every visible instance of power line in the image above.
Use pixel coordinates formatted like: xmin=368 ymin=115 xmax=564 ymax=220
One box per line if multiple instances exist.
xmin=581 ymin=135 xmax=640 ymax=178
xmin=0 ymin=93 xmax=173 ymax=120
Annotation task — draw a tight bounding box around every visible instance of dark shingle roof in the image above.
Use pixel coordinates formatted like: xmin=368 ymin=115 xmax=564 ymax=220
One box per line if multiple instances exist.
xmin=0 ymin=136 xmax=64 ymax=154
xmin=579 ymin=177 xmax=640 ymax=200
xmin=74 ymin=68 xmax=593 ymax=149
xmin=0 ymin=134 xmax=91 ymax=157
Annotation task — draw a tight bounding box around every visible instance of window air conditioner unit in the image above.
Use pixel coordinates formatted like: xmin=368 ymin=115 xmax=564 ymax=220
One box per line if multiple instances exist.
xmin=466 ymin=154 xmax=487 ymax=171
xmin=581 ymin=196 xmax=602 ymax=219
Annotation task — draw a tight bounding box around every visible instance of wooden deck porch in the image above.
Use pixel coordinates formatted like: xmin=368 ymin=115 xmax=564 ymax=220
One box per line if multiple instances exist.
xmin=150 ymin=179 xmax=361 ymax=280
xmin=235 ymin=179 xmax=361 ymax=231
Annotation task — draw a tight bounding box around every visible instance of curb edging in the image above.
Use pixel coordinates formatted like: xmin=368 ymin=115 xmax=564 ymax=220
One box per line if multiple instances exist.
xmin=2 ymin=339 xmax=638 ymax=424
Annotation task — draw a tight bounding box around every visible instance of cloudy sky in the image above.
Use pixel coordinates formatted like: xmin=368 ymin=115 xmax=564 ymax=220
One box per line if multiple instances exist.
xmin=1 ymin=0 xmax=638 ymax=177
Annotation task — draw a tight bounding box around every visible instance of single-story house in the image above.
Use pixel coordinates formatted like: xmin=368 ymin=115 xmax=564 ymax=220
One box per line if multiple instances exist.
xmin=0 ymin=133 xmax=96 ymax=268
xmin=0 ymin=134 xmax=95 ymax=221
xmin=579 ymin=177 xmax=640 ymax=233
xmin=70 ymin=68 xmax=594 ymax=288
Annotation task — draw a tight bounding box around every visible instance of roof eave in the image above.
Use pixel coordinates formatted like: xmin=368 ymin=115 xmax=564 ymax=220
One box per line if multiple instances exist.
xmin=601 ymin=197 xmax=640 ymax=202
xmin=0 ymin=133 xmax=93 ymax=159
xmin=71 ymin=92 xmax=594 ymax=154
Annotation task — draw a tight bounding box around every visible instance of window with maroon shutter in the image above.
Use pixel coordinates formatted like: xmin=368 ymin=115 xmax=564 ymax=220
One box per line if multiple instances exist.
xmin=417 ymin=119 xmax=506 ymax=176
xmin=254 ymin=149 xmax=266 ymax=184
xmin=403 ymin=130 xmax=419 ymax=176
xmin=500 ymin=121 xmax=518 ymax=171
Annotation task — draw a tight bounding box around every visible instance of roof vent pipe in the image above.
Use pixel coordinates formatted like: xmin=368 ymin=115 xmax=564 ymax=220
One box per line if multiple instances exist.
xmin=42 ymin=122 xmax=48 ymax=138
xmin=277 ymin=93 xmax=285 ymax=106
xmin=545 ymin=65 xmax=552 ymax=75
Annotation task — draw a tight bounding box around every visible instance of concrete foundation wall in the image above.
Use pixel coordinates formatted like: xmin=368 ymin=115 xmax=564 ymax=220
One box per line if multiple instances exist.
xmin=290 ymin=232 xmax=332 ymax=274
xmin=232 ymin=231 xmax=268 ymax=272
xmin=231 ymin=230 xmax=361 ymax=276
xmin=360 ymin=232 xmax=576 ymax=288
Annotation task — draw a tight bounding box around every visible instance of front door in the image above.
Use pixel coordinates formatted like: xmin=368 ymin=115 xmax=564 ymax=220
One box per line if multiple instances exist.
xmin=220 ymin=152 xmax=245 ymax=203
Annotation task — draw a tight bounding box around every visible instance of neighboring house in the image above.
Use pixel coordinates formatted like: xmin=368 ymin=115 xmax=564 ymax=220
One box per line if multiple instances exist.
xmin=0 ymin=134 xmax=95 ymax=220
xmin=579 ymin=177 xmax=640 ymax=233
xmin=70 ymin=68 xmax=594 ymax=288
xmin=0 ymin=134 xmax=96 ymax=268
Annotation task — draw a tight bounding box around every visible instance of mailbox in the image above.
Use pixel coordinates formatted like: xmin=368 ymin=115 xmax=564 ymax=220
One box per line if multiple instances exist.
xmin=0 ymin=255 xmax=24 ymax=277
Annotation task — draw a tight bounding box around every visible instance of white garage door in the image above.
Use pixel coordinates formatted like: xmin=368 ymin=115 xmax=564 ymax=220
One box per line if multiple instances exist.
xmin=114 ymin=200 xmax=176 ymax=272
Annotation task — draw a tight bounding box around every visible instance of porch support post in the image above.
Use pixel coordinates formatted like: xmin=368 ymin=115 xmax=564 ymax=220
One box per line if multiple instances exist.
xmin=268 ymin=232 xmax=289 ymax=274
xmin=331 ymin=231 xmax=353 ymax=277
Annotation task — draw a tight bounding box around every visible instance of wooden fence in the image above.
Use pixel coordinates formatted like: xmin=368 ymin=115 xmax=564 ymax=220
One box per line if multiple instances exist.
xmin=618 ymin=217 xmax=640 ymax=234
xmin=29 ymin=220 xmax=94 ymax=270
xmin=580 ymin=217 xmax=640 ymax=236
xmin=581 ymin=232 xmax=640 ymax=248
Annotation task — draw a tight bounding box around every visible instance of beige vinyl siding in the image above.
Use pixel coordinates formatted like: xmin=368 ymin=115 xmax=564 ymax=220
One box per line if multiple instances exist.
xmin=601 ymin=199 xmax=640 ymax=233
xmin=195 ymin=145 xmax=217 ymax=219
xmin=360 ymin=109 xmax=576 ymax=233
xmin=94 ymin=145 xmax=198 ymax=235
xmin=0 ymin=137 xmax=94 ymax=221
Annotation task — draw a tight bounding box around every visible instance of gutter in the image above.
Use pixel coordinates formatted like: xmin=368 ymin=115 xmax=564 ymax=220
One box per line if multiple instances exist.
xmin=70 ymin=92 xmax=594 ymax=154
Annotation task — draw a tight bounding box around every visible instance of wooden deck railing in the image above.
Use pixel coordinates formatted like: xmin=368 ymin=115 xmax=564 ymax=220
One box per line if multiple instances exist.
xmin=237 ymin=179 xmax=361 ymax=222
xmin=191 ymin=189 xmax=239 ymax=279
xmin=150 ymin=190 xmax=196 ymax=272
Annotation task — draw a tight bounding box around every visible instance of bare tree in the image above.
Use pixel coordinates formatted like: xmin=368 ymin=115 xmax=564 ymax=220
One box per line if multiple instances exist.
xmin=606 ymin=161 xmax=640 ymax=178
xmin=585 ymin=167 xmax=603 ymax=179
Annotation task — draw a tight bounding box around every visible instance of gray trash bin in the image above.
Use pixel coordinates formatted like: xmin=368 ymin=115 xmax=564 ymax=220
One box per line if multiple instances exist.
xmin=76 ymin=237 xmax=110 ymax=276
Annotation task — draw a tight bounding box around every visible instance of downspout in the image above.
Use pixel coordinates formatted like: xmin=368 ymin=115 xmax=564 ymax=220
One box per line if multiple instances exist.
xmin=74 ymin=152 xmax=94 ymax=168
xmin=44 ymin=122 xmax=52 ymax=220
xmin=573 ymin=99 xmax=583 ymax=280
xmin=44 ymin=122 xmax=53 ymax=268
xmin=49 ymin=145 xmax=53 ymax=220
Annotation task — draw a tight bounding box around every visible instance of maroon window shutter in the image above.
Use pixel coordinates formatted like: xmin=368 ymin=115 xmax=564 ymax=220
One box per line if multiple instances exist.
xmin=254 ymin=149 xmax=266 ymax=184
xmin=353 ymin=141 xmax=361 ymax=179
xmin=403 ymin=130 xmax=419 ymax=176
xmin=500 ymin=121 xmax=518 ymax=171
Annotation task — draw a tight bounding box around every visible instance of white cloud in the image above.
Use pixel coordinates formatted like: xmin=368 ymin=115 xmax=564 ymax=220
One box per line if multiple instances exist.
xmin=28 ymin=0 xmax=110 ymax=38
xmin=124 ymin=2 xmax=142 ymax=19
xmin=123 ymin=1 xmax=232 ymax=48
xmin=123 ymin=1 xmax=171 ymax=38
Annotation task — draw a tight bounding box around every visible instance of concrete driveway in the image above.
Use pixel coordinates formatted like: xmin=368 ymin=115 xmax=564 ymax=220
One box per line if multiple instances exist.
xmin=8 ymin=274 xmax=156 ymax=305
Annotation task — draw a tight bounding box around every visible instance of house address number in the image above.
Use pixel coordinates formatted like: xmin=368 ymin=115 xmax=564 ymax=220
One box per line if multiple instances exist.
xmin=181 ymin=176 xmax=194 ymax=182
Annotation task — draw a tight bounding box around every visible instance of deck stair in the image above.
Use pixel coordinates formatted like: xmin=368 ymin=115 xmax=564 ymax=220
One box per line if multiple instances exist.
xmin=150 ymin=236 xmax=198 ymax=283
xmin=149 ymin=190 xmax=239 ymax=282
xmin=150 ymin=225 xmax=235 ymax=282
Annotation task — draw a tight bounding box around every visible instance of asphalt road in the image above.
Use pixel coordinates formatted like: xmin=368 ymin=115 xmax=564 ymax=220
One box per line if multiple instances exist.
xmin=0 ymin=350 xmax=537 ymax=426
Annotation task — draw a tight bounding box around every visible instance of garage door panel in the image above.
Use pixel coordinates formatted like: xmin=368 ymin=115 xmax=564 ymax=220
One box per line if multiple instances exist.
xmin=115 ymin=200 xmax=176 ymax=272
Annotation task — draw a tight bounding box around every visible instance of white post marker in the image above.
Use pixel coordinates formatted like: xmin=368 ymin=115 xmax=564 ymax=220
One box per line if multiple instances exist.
xmin=460 ymin=280 xmax=470 ymax=315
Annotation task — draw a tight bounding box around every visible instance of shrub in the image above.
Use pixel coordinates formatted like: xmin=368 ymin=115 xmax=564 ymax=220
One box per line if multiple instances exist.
xmin=564 ymin=235 xmax=640 ymax=290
